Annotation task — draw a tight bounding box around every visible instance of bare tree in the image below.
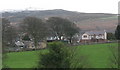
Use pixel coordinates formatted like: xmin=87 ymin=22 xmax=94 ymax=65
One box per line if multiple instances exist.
xmin=47 ymin=17 xmax=80 ymax=44
xmin=22 ymin=17 xmax=48 ymax=49
xmin=2 ymin=18 xmax=17 ymax=50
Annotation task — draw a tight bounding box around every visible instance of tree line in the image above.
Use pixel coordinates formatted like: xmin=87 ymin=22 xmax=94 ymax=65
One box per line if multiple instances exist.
xmin=2 ymin=17 xmax=80 ymax=50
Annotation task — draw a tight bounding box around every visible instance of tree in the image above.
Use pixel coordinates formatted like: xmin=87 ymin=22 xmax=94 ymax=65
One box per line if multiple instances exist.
xmin=107 ymin=33 xmax=116 ymax=40
xmin=115 ymin=24 xmax=120 ymax=40
xmin=47 ymin=17 xmax=79 ymax=44
xmin=22 ymin=17 xmax=48 ymax=48
xmin=38 ymin=42 xmax=70 ymax=68
xmin=2 ymin=18 xmax=10 ymax=49
xmin=64 ymin=23 xmax=80 ymax=44
xmin=2 ymin=18 xmax=17 ymax=49
xmin=22 ymin=34 xmax=31 ymax=41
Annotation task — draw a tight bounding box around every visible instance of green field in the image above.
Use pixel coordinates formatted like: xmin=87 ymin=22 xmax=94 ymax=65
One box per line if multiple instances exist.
xmin=3 ymin=43 xmax=118 ymax=68
xmin=0 ymin=54 xmax=2 ymax=69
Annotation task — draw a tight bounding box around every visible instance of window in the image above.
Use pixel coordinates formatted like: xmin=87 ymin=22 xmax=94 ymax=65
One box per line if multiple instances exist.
xmin=83 ymin=35 xmax=87 ymax=38
xmin=99 ymin=34 xmax=102 ymax=36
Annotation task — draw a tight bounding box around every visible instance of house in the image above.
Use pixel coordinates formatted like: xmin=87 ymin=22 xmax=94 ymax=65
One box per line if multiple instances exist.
xmin=23 ymin=41 xmax=35 ymax=49
xmin=46 ymin=36 xmax=68 ymax=42
xmin=15 ymin=41 xmax=25 ymax=48
xmin=80 ymin=30 xmax=107 ymax=43
xmin=46 ymin=36 xmax=57 ymax=42
xmin=14 ymin=40 xmax=46 ymax=50
xmin=22 ymin=41 xmax=46 ymax=49
xmin=13 ymin=41 xmax=25 ymax=51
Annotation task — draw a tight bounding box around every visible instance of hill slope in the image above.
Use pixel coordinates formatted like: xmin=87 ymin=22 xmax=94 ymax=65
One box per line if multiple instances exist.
xmin=2 ymin=9 xmax=118 ymax=32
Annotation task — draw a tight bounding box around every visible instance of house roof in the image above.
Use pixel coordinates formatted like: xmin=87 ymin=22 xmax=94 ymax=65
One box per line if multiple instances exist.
xmin=15 ymin=41 xmax=24 ymax=46
xmin=23 ymin=41 xmax=34 ymax=46
xmin=84 ymin=31 xmax=106 ymax=35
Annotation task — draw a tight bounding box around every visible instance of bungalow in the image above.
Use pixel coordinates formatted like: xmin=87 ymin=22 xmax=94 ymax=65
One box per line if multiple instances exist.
xmin=80 ymin=30 xmax=107 ymax=43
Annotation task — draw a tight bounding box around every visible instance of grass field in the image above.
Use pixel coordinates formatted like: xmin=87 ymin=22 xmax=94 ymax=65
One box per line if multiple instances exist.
xmin=0 ymin=54 xmax=2 ymax=69
xmin=3 ymin=43 xmax=118 ymax=68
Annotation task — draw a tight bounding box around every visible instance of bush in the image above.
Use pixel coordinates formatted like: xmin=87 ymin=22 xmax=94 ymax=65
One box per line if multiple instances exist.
xmin=38 ymin=42 xmax=70 ymax=68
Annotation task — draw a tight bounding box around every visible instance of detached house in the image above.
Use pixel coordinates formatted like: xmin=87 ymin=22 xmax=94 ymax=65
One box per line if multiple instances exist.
xmin=81 ymin=30 xmax=107 ymax=43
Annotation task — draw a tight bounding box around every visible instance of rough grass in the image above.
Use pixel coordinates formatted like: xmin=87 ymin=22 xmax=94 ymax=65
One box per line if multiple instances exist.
xmin=3 ymin=43 xmax=118 ymax=68
xmin=73 ymin=43 xmax=118 ymax=68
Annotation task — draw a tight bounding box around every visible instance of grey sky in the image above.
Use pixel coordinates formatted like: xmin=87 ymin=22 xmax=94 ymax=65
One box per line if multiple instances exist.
xmin=0 ymin=0 xmax=119 ymax=14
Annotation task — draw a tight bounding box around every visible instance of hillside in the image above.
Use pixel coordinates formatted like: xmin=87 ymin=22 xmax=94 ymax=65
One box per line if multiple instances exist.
xmin=2 ymin=9 xmax=118 ymax=32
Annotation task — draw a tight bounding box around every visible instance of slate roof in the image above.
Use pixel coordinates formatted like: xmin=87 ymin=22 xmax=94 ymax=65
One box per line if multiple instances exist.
xmin=15 ymin=41 xmax=24 ymax=46
xmin=84 ymin=31 xmax=106 ymax=35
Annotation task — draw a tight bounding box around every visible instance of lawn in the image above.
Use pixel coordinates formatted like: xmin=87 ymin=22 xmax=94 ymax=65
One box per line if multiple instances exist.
xmin=3 ymin=43 xmax=118 ymax=68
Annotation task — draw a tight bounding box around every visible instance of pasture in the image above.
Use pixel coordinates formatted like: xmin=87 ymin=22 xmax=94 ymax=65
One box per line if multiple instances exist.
xmin=3 ymin=43 xmax=118 ymax=68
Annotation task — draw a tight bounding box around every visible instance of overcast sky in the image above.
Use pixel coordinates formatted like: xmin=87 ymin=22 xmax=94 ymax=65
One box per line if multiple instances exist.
xmin=0 ymin=0 xmax=119 ymax=14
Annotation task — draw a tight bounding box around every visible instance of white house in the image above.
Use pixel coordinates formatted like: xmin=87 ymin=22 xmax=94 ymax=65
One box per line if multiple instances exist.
xmin=81 ymin=30 xmax=107 ymax=43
